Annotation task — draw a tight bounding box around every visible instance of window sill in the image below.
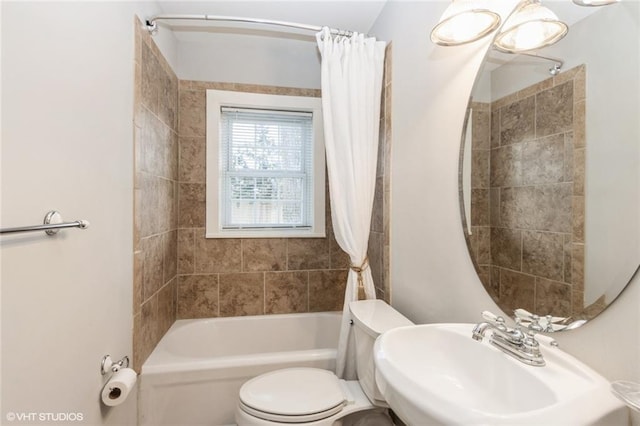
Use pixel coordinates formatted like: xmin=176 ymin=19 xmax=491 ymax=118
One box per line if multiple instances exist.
xmin=205 ymin=230 xmax=326 ymax=239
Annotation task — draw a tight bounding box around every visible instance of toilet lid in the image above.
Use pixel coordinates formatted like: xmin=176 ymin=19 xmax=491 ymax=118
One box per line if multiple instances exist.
xmin=239 ymin=368 xmax=346 ymax=419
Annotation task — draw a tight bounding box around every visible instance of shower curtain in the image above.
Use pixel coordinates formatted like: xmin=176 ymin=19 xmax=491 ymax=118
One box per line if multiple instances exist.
xmin=316 ymin=27 xmax=386 ymax=379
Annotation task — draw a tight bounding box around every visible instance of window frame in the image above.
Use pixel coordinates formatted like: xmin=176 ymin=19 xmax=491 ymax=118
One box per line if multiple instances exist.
xmin=205 ymin=89 xmax=326 ymax=238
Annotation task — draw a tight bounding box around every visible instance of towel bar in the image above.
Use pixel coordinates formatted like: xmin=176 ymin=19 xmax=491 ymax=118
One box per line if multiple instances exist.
xmin=0 ymin=210 xmax=89 ymax=236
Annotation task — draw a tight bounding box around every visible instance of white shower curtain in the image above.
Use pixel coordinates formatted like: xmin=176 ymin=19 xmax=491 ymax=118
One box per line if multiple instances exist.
xmin=316 ymin=27 xmax=386 ymax=379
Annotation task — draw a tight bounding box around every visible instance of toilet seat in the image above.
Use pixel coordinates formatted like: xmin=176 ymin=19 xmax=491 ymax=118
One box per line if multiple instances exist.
xmin=239 ymin=368 xmax=347 ymax=423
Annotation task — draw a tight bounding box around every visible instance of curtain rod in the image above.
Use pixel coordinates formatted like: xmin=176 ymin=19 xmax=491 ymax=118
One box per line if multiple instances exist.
xmin=491 ymin=48 xmax=564 ymax=76
xmin=145 ymin=14 xmax=356 ymax=37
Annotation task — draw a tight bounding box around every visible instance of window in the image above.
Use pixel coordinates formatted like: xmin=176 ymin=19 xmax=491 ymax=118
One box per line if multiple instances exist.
xmin=206 ymin=90 xmax=325 ymax=238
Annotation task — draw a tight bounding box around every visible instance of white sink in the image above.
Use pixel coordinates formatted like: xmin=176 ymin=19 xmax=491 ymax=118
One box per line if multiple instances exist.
xmin=374 ymin=324 xmax=627 ymax=425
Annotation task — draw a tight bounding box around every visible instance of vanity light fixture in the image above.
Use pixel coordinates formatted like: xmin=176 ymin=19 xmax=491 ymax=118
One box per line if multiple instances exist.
xmin=493 ymin=0 xmax=568 ymax=53
xmin=430 ymin=0 xmax=501 ymax=46
xmin=572 ymin=0 xmax=620 ymax=6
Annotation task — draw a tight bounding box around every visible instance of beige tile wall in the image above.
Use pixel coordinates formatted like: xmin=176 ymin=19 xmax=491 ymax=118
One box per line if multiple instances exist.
xmin=369 ymin=43 xmax=393 ymax=303
xmin=469 ymin=101 xmax=493 ymax=295
xmin=176 ymin=49 xmax=393 ymax=317
xmin=176 ymin=81 xmax=353 ymax=319
xmin=133 ymin=19 xmax=179 ymax=371
xmin=469 ymin=65 xmax=586 ymax=318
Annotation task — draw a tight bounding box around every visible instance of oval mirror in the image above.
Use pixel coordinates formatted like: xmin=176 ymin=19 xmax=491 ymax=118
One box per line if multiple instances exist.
xmin=460 ymin=1 xmax=640 ymax=331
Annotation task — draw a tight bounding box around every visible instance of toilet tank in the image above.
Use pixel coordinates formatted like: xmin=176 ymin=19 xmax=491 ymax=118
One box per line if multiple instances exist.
xmin=349 ymin=300 xmax=413 ymax=405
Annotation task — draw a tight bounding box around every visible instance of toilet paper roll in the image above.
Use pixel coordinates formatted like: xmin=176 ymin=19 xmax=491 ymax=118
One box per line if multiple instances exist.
xmin=101 ymin=368 xmax=137 ymax=407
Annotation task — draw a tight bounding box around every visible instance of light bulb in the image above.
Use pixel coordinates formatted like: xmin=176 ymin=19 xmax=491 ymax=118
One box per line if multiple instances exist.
xmin=431 ymin=0 xmax=501 ymax=46
xmin=494 ymin=1 xmax=568 ymax=53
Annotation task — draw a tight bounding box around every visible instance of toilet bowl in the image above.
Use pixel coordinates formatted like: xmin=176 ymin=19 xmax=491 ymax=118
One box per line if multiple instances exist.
xmin=235 ymin=368 xmax=376 ymax=425
xmin=235 ymin=300 xmax=413 ymax=425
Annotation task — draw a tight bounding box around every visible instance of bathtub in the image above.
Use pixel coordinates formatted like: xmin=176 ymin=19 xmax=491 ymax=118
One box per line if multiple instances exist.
xmin=139 ymin=312 xmax=341 ymax=426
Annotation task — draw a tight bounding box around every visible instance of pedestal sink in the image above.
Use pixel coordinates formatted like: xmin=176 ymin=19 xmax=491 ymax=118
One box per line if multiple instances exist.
xmin=374 ymin=324 xmax=627 ymax=425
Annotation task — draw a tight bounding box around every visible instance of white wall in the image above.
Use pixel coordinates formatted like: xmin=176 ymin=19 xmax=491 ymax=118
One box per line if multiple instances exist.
xmin=176 ymin=32 xmax=321 ymax=88
xmin=472 ymin=70 xmax=492 ymax=104
xmin=573 ymin=2 xmax=639 ymax=304
xmin=369 ymin=0 xmax=517 ymax=324
xmin=159 ymin=0 xmax=388 ymax=88
xmin=371 ymin=0 xmax=639 ymax=403
xmin=1 ymin=2 xmax=174 ymax=424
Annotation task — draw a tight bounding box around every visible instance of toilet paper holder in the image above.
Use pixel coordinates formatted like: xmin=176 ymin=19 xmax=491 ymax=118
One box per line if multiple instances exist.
xmin=101 ymin=355 xmax=130 ymax=376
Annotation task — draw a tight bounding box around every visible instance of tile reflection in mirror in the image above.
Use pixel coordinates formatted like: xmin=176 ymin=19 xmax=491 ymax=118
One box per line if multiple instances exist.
xmin=467 ymin=66 xmax=586 ymax=320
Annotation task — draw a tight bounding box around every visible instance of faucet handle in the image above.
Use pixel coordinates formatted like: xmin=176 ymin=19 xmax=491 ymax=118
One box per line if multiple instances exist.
xmin=522 ymin=328 xmax=542 ymax=356
xmin=481 ymin=310 xmax=501 ymax=322
xmin=481 ymin=311 xmax=507 ymax=331
xmin=527 ymin=315 xmax=544 ymax=333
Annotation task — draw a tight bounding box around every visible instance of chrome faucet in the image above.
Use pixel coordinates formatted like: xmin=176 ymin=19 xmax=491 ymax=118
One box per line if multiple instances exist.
xmin=472 ymin=311 xmax=545 ymax=367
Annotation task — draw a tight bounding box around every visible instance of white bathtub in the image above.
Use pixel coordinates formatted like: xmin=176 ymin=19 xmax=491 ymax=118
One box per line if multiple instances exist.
xmin=139 ymin=312 xmax=341 ymax=426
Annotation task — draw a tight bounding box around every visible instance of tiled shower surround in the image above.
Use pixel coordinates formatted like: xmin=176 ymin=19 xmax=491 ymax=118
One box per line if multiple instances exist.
xmin=133 ymin=20 xmax=179 ymax=370
xmin=133 ymin=21 xmax=392 ymax=369
xmin=370 ymin=43 xmax=393 ymax=303
xmin=469 ymin=65 xmax=586 ymax=318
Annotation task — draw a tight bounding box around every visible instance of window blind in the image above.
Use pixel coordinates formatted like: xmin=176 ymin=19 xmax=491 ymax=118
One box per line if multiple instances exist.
xmin=220 ymin=107 xmax=314 ymax=229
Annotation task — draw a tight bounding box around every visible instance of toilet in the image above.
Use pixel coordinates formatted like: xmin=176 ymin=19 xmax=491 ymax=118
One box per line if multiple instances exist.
xmin=235 ymin=300 xmax=414 ymax=425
